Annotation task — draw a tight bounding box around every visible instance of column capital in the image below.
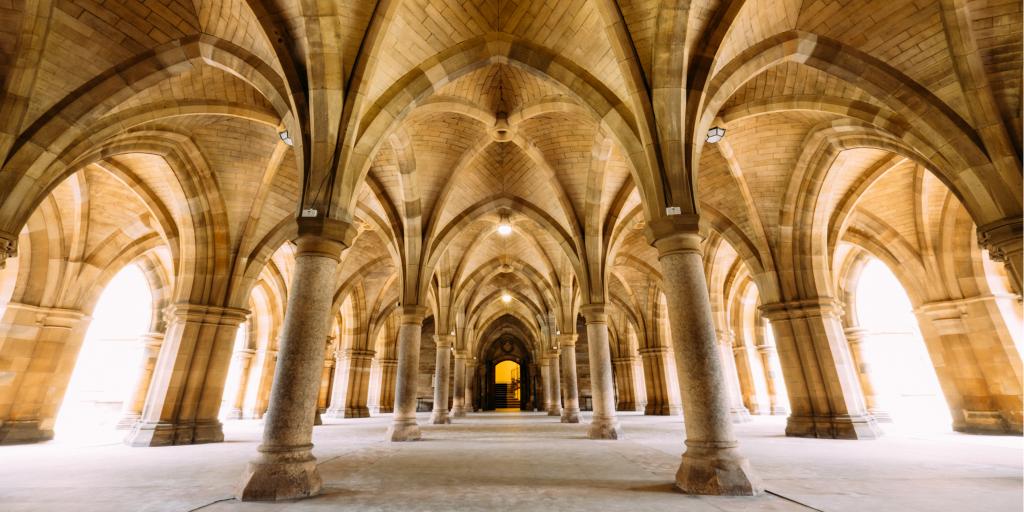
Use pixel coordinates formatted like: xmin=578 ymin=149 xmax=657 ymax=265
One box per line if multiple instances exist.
xmin=378 ymin=358 xmax=399 ymax=368
xmin=645 ymin=216 xmax=703 ymax=257
xmin=453 ymin=350 xmax=470 ymax=360
xmin=760 ymin=298 xmax=844 ymax=321
xmin=165 ymin=303 xmax=249 ymax=326
xmin=1 ymin=302 xmax=87 ymax=327
xmin=433 ymin=334 xmax=454 ymax=348
xmin=399 ymin=305 xmax=428 ymax=324
xmin=295 ymin=217 xmax=358 ymax=251
xmin=843 ymin=327 xmax=868 ymax=344
xmin=580 ymin=303 xmax=607 ymax=323
xmin=638 ymin=345 xmax=671 ymax=356
xmin=977 ymin=217 xmax=1022 ymax=262
xmin=611 ymin=356 xmax=636 ymax=365
xmin=555 ymin=333 xmax=578 ymax=347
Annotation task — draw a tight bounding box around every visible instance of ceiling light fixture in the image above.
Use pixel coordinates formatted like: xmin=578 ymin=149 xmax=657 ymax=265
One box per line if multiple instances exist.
xmin=705 ymin=126 xmax=725 ymax=144
xmin=497 ymin=214 xmax=513 ymax=236
xmin=501 ymin=292 xmax=512 ymax=304
xmin=279 ymin=130 xmax=294 ymax=146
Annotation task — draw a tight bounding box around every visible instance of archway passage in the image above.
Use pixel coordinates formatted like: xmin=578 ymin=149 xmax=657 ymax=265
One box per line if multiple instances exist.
xmin=494 ymin=360 xmax=521 ymax=411
xmin=854 ymin=258 xmax=952 ymax=432
xmin=54 ymin=264 xmax=152 ymax=442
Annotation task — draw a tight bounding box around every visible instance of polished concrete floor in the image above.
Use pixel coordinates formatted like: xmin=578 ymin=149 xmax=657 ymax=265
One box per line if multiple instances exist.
xmin=1 ymin=412 xmax=1021 ymax=511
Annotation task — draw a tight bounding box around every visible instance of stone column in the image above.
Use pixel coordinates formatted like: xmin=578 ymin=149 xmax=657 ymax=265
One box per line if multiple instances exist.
xmin=651 ymin=225 xmax=761 ymax=495
xmin=717 ymin=330 xmax=751 ymax=423
xmin=731 ymin=343 xmax=766 ymax=415
xmin=844 ymin=327 xmax=891 ymax=422
xmin=125 ymin=304 xmax=247 ymax=447
xmin=612 ymin=356 xmax=638 ymax=411
xmin=451 ymin=351 xmax=468 ymax=417
xmin=325 ymin=349 xmax=374 ymax=418
xmin=0 ymin=304 xmax=90 ymax=444
xmin=387 ymin=306 xmax=427 ymax=441
xmin=118 ymin=332 xmax=167 ymax=428
xmin=761 ymin=299 xmax=881 ymax=439
xmin=978 ymin=217 xmax=1023 ymax=295
xmin=376 ymin=358 xmax=398 ymax=414
xmin=638 ymin=346 xmax=682 ymax=415
xmin=223 ymin=348 xmax=255 ymax=421
xmin=755 ymin=343 xmax=787 ymax=415
xmin=547 ymin=352 xmax=563 ymax=416
xmin=313 ymin=354 xmax=334 ymax=426
xmin=237 ymin=231 xmax=348 ymax=501
xmin=581 ymin=304 xmax=623 ymax=439
xmin=430 ymin=335 xmax=453 ymax=424
xmin=557 ymin=334 xmax=581 ymax=423
xmin=464 ymin=359 xmax=477 ymax=412
xmin=540 ymin=355 xmax=553 ymax=412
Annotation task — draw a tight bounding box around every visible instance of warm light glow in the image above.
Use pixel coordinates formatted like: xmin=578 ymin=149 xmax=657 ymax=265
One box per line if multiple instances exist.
xmin=497 ymin=221 xmax=513 ymax=236
xmin=501 ymin=292 xmax=512 ymax=303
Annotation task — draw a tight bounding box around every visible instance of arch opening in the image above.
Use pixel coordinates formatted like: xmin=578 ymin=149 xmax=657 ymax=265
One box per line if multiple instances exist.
xmin=494 ymin=360 xmax=521 ymax=411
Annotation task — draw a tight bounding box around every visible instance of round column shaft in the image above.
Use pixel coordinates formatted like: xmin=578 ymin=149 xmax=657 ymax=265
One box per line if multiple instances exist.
xmin=558 ymin=335 xmax=581 ymax=423
xmin=387 ymin=306 xmax=427 ymax=441
xmin=581 ymin=304 xmax=623 ymax=439
xmin=430 ymin=335 xmax=453 ymax=424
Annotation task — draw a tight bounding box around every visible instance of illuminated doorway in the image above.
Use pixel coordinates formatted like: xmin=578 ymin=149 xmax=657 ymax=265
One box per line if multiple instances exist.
xmin=54 ymin=264 xmax=152 ymax=442
xmin=855 ymin=258 xmax=952 ymax=432
xmin=494 ymin=360 xmax=521 ymax=411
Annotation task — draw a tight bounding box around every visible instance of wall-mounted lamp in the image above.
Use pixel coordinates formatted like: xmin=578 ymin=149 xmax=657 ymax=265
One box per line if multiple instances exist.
xmin=705 ymin=126 xmax=725 ymax=144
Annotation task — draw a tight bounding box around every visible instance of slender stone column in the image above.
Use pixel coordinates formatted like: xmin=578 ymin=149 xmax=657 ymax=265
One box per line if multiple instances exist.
xmin=387 ymin=306 xmax=427 ymax=441
xmin=557 ymin=335 xmax=581 ymax=423
xmin=376 ymin=358 xmax=398 ymax=414
xmin=761 ymin=299 xmax=881 ymax=439
xmin=451 ymin=351 xmax=468 ymax=417
xmin=651 ymin=224 xmax=761 ymax=495
xmin=540 ymin=355 xmax=553 ymax=412
xmin=237 ymin=230 xmax=349 ymax=501
xmin=582 ymin=305 xmax=623 ymax=439
xmin=717 ymin=330 xmax=752 ymax=423
xmin=325 ymin=349 xmax=374 ymax=418
xmin=464 ymin=359 xmax=477 ymax=412
xmin=431 ymin=335 xmax=454 ymax=424
xmin=612 ymin=356 xmax=638 ymax=411
xmin=313 ymin=353 xmax=334 ymax=426
xmin=639 ymin=346 xmax=682 ymax=415
xmin=755 ymin=344 xmax=787 ymax=415
xmin=547 ymin=352 xmax=563 ymax=416
xmin=223 ymin=348 xmax=256 ymax=421
xmin=732 ymin=344 xmax=767 ymax=415
xmin=118 ymin=332 xmax=167 ymax=428
xmin=126 ymin=305 xmax=247 ymax=447
xmin=844 ymin=327 xmax=891 ymax=422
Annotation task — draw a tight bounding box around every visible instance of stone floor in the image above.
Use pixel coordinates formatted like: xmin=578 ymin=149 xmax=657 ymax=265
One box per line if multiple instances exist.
xmin=1 ymin=412 xmax=1020 ymax=511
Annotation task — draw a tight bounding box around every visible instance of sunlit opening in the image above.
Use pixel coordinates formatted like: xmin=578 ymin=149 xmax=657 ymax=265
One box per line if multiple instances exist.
xmin=55 ymin=264 xmax=151 ymax=442
xmin=219 ymin=322 xmax=248 ymax=419
xmin=494 ymin=360 xmax=520 ymax=411
xmin=855 ymin=258 xmax=951 ymax=432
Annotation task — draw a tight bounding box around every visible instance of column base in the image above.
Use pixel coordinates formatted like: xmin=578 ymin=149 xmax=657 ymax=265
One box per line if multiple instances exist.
xmin=451 ymin=405 xmax=467 ymax=418
xmin=386 ymin=418 xmax=422 ymax=441
xmin=0 ymin=420 xmax=53 ymax=445
xmin=561 ymin=408 xmax=580 ymax=423
xmin=313 ymin=410 xmax=323 ymax=426
xmin=770 ymin=405 xmax=788 ymax=415
xmin=729 ymin=407 xmax=752 ymax=423
xmin=124 ymin=419 xmax=225 ymax=446
xmin=325 ymin=407 xmax=370 ymax=419
xmin=430 ymin=410 xmax=451 ymax=424
xmin=547 ymin=407 xmax=562 ymax=417
xmin=376 ymin=406 xmax=394 ymax=414
xmin=785 ymin=414 xmax=881 ymax=439
xmin=616 ymin=402 xmax=637 ymax=412
xmin=224 ymin=409 xmax=244 ymax=420
xmin=116 ymin=413 xmax=141 ymax=430
xmin=587 ymin=417 xmax=623 ymax=439
xmin=236 ymin=446 xmax=322 ymax=501
xmin=869 ymin=408 xmax=893 ymax=423
xmin=645 ymin=403 xmax=672 ymax=416
xmin=675 ymin=445 xmax=763 ymax=496
xmin=954 ymin=410 xmax=1020 ymax=435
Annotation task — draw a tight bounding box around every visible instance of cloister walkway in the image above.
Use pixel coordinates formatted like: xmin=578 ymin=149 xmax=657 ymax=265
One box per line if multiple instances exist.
xmin=2 ymin=413 xmax=1020 ymax=511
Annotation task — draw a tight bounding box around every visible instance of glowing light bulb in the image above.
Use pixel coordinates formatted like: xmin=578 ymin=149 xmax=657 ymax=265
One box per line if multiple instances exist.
xmin=501 ymin=292 xmax=512 ymax=303
xmin=497 ymin=221 xmax=512 ymax=236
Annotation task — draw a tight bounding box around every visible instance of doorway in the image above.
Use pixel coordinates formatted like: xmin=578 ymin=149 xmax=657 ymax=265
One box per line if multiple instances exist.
xmin=494 ymin=360 xmax=521 ymax=411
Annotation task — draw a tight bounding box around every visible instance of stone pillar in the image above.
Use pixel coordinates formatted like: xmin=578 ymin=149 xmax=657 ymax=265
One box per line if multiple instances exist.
xmin=717 ymin=330 xmax=751 ymax=423
xmin=125 ymin=304 xmax=247 ymax=447
xmin=731 ymin=344 xmax=765 ymax=415
xmin=387 ymin=306 xmax=427 ymax=441
xmin=844 ymin=327 xmax=891 ymax=422
xmin=978 ymin=217 xmax=1023 ymax=296
xmin=245 ymin=348 xmax=278 ymax=419
xmin=0 ymin=304 xmax=90 ymax=444
xmin=540 ymin=355 xmax=553 ymax=412
xmin=313 ymin=354 xmax=334 ymax=425
xmin=430 ymin=335 xmax=453 ymax=424
xmin=237 ymin=231 xmax=348 ymax=501
xmin=612 ymin=356 xmax=638 ymax=411
xmin=651 ymin=225 xmax=761 ymax=495
xmin=546 ymin=352 xmax=563 ymax=416
xmin=376 ymin=358 xmax=398 ymax=414
xmin=754 ymin=342 xmax=787 ymax=415
xmin=325 ymin=349 xmax=374 ymax=418
xmin=761 ymin=299 xmax=881 ymax=439
xmin=581 ymin=305 xmax=622 ymax=439
xmin=464 ymin=358 xmax=477 ymax=412
xmin=638 ymin=346 xmax=683 ymax=415
xmin=223 ymin=348 xmax=256 ymax=421
xmin=558 ymin=335 xmax=581 ymax=423
xmin=916 ymin=297 xmax=1022 ymax=434
xmin=118 ymin=332 xmax=167 ymax=428
xmin=451 ymin=351 xmax=468 ymax=417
